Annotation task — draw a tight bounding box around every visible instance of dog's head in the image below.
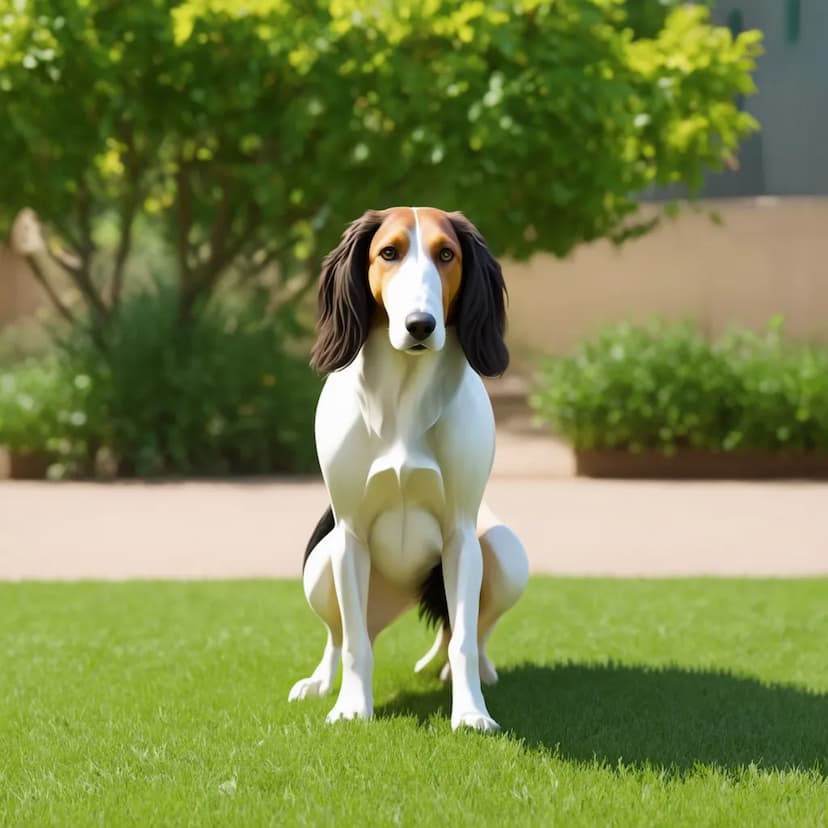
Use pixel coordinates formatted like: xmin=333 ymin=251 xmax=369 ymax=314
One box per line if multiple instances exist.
xmin=310 ymin=207 xmax=508 ymax=376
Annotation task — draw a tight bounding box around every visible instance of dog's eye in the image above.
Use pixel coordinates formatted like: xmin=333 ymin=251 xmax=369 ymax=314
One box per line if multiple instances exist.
xmin=379 ymin=246 xmax=397 ymax=261
xmin=438 ymin=247 xmax=455 ymax=263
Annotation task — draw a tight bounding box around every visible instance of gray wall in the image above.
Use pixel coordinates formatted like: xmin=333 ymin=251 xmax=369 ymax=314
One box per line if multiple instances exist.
xmin=654 ymin=0 xmax=828 ymax=199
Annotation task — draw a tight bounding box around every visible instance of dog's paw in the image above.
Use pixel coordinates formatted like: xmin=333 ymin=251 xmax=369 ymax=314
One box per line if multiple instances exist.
xmin=325 ymin=701 xmax=372 ymax=724
xmin=451 ymin=712 xmax=501 ymax=733
xmin=479 ymin=654 xmax=499 ymax=686
xmin=325 ymin=687 xmax=373 ymax=723
xmin=288 ymin=677 xmax=331 ymax=702
xmin=439 ymin=662 xmax=452 ymax=682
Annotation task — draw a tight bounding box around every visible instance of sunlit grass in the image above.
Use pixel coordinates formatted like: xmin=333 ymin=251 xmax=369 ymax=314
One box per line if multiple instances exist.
xmin=1 ymin=579 xmax=826 ymax=826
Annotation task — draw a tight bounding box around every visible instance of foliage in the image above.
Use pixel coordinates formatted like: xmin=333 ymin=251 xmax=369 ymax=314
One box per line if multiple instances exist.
xmin=0 ymin=315 xmax=52 ymax=367
xmin=531 ymin=318 xmax=828 ymax=453
xmin=0 ymin=355 xmax=94 ymax=473
xmin=1 ymin=579 xmax=826 ymax=824
xmin=0 ymin=0 xmax=762 ymax=340
xmin=0 ymin=286 xmax=320 ymax=477
xmin=624 ymin=0 xmax=715 ymax=39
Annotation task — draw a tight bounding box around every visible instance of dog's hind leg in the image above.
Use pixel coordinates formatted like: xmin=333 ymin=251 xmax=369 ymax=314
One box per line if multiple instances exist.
xmin=288 ymin=529 xmax=343 ymax=702
xmin=368 ymin=568 xmax=416 ymax=643
xmin=427 ymin=509 xmax=528 ymax=686
xmin=475 ymin=510 xmax=529 ymax=685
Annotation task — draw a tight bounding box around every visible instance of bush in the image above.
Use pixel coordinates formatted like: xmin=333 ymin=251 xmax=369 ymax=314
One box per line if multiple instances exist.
xmin=530 ymin=319 xmax=828 ymax=454
xmin=0 ymin=286 xmax=320 ymax=478
xmin=0 ymin=355 xmax=95 ymax=477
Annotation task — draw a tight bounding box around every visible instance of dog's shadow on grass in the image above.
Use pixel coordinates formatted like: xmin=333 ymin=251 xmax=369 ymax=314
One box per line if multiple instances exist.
xmin=376 ymin=662 xmax=828 ymax=775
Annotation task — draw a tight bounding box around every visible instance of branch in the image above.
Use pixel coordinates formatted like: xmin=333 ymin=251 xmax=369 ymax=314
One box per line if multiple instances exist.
xmin=198 ymin=202 xmax=262 ymax=289
xmin=177 ymin=204 xmax=262 ymax=320
xmin=281 ymin=267 xmax=319 ymax=309
xmin=44 ymin=243 xmax=81 ymax=274
xmin=176 ymin=157 xmax=193 ymax=285
xmin=25 ymin=251 xmax=110 ymax=352
xmin=207 ymin=177 xmax=232 ymax=274
xmin=49 ymin=218 xmax=83 ymax=254
xmin=237 ymin=236 xmax=298 ymax=285
xmin=72 ymin=184 xmax=109 ymax=322
xmin=24 ymin=253 xmax=77 ymax=326
xmin=110 ymin=166 xmax=141 ymax=308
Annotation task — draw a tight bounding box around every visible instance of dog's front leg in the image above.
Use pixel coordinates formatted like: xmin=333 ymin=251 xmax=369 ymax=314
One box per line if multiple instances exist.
xmin=326 ymin=525 xmax=373 ymax=723
xmin=442 ymin=523 xmax=500 ymax=733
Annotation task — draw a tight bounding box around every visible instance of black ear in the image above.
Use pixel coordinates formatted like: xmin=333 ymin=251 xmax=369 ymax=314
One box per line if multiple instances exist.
xmin=448 ymin=212 xmax=509 ymax=377
xmin=310 ymin=210 xmax=386 ymax=374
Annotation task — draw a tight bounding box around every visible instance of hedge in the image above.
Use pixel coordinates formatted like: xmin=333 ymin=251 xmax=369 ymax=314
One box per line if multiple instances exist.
xmin=531 ymin=319 xmax=828 ymax=454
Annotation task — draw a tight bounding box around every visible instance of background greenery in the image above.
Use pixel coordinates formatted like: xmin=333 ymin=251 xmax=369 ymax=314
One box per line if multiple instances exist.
xmin=0 ymin=286 xmax=320 ymax=477
xmin=531 ymin=318 xmax=828 ymax=454
xmin=0 ymin=0 xmax=762 ymax=476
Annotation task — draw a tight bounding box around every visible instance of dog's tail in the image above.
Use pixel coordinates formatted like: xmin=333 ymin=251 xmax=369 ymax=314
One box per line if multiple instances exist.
xmin=414 ymin=622 xmax=449 ymax=674
xmin=417 ymin=563 xmax=450 ymax=630
xmin=303 ymin=506 xmax=335 ymax=572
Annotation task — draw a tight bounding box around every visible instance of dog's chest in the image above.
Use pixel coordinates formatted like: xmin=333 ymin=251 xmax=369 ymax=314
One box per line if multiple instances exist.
xmin=360 ymin=439 xmax=446 ymax=587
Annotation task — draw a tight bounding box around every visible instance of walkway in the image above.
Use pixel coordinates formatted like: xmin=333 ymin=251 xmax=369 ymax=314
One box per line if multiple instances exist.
xmin=1 ymin=426 xmax=826 ymax=580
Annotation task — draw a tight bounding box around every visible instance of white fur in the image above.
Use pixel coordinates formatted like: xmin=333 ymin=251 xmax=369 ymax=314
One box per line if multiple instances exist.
xmin=289 ymin=218 xmax=529 ymax=732
xmin=383 ymin=208 xmax=447 ymax=353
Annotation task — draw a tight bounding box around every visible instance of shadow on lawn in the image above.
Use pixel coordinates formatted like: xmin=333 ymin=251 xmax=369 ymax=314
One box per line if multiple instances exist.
xmin=376 ymin=662 xmax=828 ymax=775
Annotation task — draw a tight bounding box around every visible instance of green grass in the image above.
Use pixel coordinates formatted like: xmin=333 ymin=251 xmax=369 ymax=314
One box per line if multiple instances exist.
xmin=1 ymin=579 xmax=826 ymax=827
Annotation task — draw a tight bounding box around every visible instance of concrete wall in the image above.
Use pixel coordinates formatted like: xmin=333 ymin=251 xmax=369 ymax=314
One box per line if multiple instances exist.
xmin=3 ymin=198 xmax=827 ymax=378
xmin=710 ymin=0 xmax=828 ymax=197
xmin=644 ymin=0 xmax=828 ymax=200
xmin=0 ymin=248 xmax=40 ymax=329
xmin=502 ymin=196 xmax=828 ymax=369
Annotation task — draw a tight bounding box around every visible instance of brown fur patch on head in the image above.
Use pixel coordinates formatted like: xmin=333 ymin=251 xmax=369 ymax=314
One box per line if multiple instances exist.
xmin=415 ymin=208 xmax=463 ymax=321
xmin=366 ymin=207 xmax=463 ymax=322
xmin=311 ymin=207 xmax=507 ymax=376
xmin=367 ymin=208 xmax=413 ymax=311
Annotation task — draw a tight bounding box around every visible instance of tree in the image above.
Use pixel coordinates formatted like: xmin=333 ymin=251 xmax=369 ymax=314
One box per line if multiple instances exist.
xmin=0 ymin=0 xmax=762 ymax=345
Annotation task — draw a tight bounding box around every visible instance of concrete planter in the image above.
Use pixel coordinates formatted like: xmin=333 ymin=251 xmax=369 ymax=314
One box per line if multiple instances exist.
xmin=575 ymin=448 xmax=828 ymax=480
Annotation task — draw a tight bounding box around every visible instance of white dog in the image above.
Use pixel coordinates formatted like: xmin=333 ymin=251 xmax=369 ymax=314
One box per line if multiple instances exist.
xmin=289 ymin=207 xmax=528 ymax=732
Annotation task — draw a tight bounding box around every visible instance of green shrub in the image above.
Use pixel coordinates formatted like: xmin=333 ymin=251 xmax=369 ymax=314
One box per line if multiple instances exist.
xmin=0 ymin=286 xmax=320 ymax=478
xmin=0 ymin=355 xmax=95 ymax=477
xmin=0 ymin=317 xmax=53 ymax=368
xmin=530 ymin=319 xmax=828 ymax=454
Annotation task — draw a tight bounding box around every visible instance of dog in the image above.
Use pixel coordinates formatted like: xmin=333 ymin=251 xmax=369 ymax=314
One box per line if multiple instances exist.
xmin=288 ymin=207 xmax=529 ymax=732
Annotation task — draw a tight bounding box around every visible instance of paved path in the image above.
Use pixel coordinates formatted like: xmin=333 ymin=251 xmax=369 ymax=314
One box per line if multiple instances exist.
xmin=1 ymin=428 xmax=826 ymax=580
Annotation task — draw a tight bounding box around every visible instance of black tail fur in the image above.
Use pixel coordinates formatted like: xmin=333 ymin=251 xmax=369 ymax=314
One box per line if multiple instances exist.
xmin=303 ymin=506 xmax=335 ymax=572
xmin=417 ymin=563 xmax=451 ymax=631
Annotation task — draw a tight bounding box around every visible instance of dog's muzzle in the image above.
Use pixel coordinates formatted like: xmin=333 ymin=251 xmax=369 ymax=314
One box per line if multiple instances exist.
xmin=405 ymin=312 xmax=436 ymax=350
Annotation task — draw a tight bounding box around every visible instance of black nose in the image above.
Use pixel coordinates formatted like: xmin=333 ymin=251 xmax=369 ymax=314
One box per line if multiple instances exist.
xmin=405 ymin=312 xmax=436 ymax=342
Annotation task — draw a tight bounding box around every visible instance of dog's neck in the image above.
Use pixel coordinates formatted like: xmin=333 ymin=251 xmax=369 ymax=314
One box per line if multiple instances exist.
xmin=355 ymin=326 xmax=467 ymax=443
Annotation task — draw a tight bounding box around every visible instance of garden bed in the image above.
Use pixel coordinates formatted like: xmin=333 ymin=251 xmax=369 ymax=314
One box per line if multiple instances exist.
xmin=6 ymin=449 xmax=50 ymax=480
xmin=531 ymin=319 xmax=828 ymax=479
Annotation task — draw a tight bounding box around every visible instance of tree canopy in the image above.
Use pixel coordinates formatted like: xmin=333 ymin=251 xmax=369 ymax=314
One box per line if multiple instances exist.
xmin=0 ymin=0 xmax=761 ymax=335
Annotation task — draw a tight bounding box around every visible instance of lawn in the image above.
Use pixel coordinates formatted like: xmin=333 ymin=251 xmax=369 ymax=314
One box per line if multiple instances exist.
xmin=1 ymin=579 xmax=826 ymax=826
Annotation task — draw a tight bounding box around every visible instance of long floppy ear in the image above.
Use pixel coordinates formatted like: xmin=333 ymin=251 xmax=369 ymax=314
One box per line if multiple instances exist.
xmin=310 ymin=210 xmax=386 ymax=374
xmin=447 ymin=212 xmax=509 ymax=377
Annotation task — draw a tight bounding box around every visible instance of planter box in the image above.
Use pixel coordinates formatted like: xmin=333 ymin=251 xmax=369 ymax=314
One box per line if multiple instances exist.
xmin=7 ymin=450 xmax=51 ymax=480
xmin=575 ymin=448 xmax=828 ymax=480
